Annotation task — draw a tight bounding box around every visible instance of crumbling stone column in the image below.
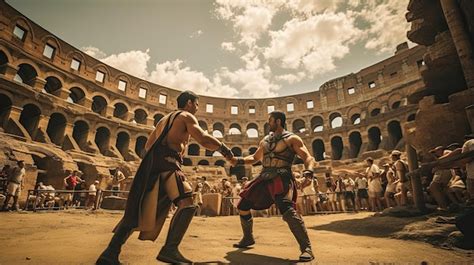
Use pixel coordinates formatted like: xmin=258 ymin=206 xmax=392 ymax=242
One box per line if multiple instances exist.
xmin=406 ymin=143 xmax=425 ymax=211
xmin=2 ymin=63 xmax=18 ymax=79
xmin=440 ymin=0 xmax=474 ymax=89
xmin=32 ymin=77 xmax=47 ymax=92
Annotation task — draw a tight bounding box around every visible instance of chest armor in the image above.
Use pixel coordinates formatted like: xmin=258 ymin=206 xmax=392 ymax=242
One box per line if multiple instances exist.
xmin=262 ymin=131 xmax=296 ymax=167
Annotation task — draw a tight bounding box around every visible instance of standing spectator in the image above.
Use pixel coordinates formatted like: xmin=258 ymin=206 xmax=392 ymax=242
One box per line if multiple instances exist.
xmin=391 ymin=150 xmax=410 ymax=206
xmin=193 ymin=182 xmax=203 ymax=216
xmin=343 ymin=175 xmax=357 ymax=211
xmin=220 ymin=178 xmax=233 ymax=216
xmin=335 ymin=175 xmax=346 ymax=212
xmin=428 ymin=146 xmax=452 ymax=210
xmin=365 ymin=158 xmax=383 ymax=211
xmin=200 ymin=176 xmax=212 ymax=194
xmin=355 ymin=174 xmax=369 ymax=210
xmin=383 ymin=164 xmax=397 ymax=208
xmin=86 ymin=180 xmax=99 ymax=209
xmin=2 ymin=160 xmax=26 ymax=211
xmin=302 ymin=173 xmax=318 ymax=214
xmin=111 ymin=168 xmax=126 ymax=196
xmin=63 ymin=170 xmax=84 ymax=209
xmin=0 ymin=164 xmax=10 ymax=194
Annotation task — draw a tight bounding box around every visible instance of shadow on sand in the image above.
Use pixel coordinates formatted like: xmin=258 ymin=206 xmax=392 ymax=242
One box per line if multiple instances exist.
xmin=196 ymin=248 xmax=299 ymax=265
xmin=309 ymin=214 xmax=427 ymax=238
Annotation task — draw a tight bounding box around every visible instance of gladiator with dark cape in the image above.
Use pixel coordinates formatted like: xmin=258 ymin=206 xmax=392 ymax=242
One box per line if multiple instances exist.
xmin=230 ymin=111 xmax=317 ymax=262
xmin=96 ymin=91 xmax=233 ymax=264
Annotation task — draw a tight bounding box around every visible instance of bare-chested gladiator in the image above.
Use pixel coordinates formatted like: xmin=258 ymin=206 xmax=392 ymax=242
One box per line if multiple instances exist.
xmin=96 ymin=90 xmax=233 ymax=265
xmin=230 ymin=111 xmax=317 ymax=262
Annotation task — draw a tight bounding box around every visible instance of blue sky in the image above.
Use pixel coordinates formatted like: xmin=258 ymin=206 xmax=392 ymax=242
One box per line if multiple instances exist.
xmin=7 ymin=0 xmax=412 ymax=98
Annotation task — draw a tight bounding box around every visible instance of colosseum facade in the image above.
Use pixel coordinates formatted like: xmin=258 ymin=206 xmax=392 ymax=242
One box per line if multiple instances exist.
xmin=0 ymin=1 xmax=427 ymax=203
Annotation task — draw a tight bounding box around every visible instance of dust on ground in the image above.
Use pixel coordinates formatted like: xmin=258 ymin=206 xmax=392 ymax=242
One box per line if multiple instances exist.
xmin=0 ymin=210 xmax=472 ymax=264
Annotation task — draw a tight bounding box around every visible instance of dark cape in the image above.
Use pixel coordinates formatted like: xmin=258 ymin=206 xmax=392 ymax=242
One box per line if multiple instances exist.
xmin=114 ymin=110 xmax=182 ymax=241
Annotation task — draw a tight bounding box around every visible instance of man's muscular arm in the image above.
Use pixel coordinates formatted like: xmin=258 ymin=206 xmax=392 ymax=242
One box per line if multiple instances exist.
xmin=184 ymin=113 xmax=233 ymax=158
xmin=230 ymin=140 xmax=264 ymax=166
xmin=290 ymin=135 xmax=317 ymax=178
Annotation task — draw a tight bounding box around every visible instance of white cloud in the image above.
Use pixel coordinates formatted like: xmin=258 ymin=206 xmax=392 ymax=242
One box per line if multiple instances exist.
xmin=285 ymin=0 xmax=344 ymax=15
xmin=264 ymin=12 xmax=362 ymax=75
xmin=351 ymin=0 xmax=410 ymax=53
xmin=101 ymin=50 xmax=151 ymax=79
xmin=81 ymin=46 xmax=106 ymax=59
xmin=221 ymin=42 xmax=236 ymax=51
xmin=275 ymin=72 xmax=306 ymax=84
xmin=219 ymin=66 xmax=279 ymax=98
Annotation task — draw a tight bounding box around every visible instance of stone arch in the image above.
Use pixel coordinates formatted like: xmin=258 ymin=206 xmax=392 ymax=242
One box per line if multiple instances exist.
xmin=91 ymin=95 xmax=108 ymax=116
xmin=116 ymin=131 xmax=131 ymax=159
xmin=263 ymin=99 xmax=278 ymax=113
xmin=244 ymin=100 xmax=260 ymax=112
xmin=215 ymin=160 xmax=226 ymax=167
xmin=311 ymin=116 xmax=324 ymax=132
xmin=331 ymin=136 xmax=344 ymax=160
xmin=41 ymin=35 xmax=63 ymax=57
xmin=133 ymin=108 xmax=148 ymax=125
xmin=68 ymin=86 xmax=86 ymax=105
xmin=212 ymin=122 xmax=224 ymax=138
xmin=10 ymin=16 xmax=35 ymax=43
xmin=95 ymin=126 xmax=111 ymax=156
xmin=114 ymin=73 xmax=133 ymax=87
xmin=249 ymin=146 xmax=258 ymax=155
xmin=198 ymin=160 xmax=209 ymax=166
xmin=312 ymin=139 xmax=325 ymax=161
xmin=72 ymin=120 xmax=90 ymax=151
xmin=46 ymin=112 xmax=67 ymax=146
xmin=183 ymin=158 xmax=192 ymax=166
xmin=349 ymin=131 xmax=362 ymax=158
xmin=135 ymin=135 xmax=148 ymax=159
xmin=229 ymin=123 xmax=242 ymax=135
xmin=65 ymin=50 xmax=86 ymax=69
xmin=113 ymin=102 xmax=129 ymax=120
xmin=198 ymin=120 xmax=208 ymax=132
xmin=231 ymin=147 xmax=242 ymax=156
xmin=368 ymin=126 xmax=382 ymax=151
xmin=0 ymin=49 xmax=9 ymax=75
xmin=387 ymin=120 xmax=403 ymax=150
xmin=292 ymin=119 xmax=306 ymax=133
xmin=264 ymin=123 xmax=270 ymax=135
xmin=92 ymin=64 xmax=111 ymax=82
xmin=205 ymin=149 xmax=214 ymax=157
xmin=246 ymin=123 xmax=259 ymax=138
xmin=388 ymin=93 xmax=403 ymax=110
xmin=0 ymin=45 xmax=14 ymax=65
xmin=370 ymin=108 xmax=381 ymax=117
xmin=0 ymin=93 xmax=12 ymax=130
xmin=153 ymin=113 xmax=164 ymax=126
xmin=19 ymin=103 xmax=41 ymax=139
xmin=43 ymin=76 xmax=63 ymax=96
xmin=346 ymin=106 xmax=362 ymax=121
xmin=188 ymin=143 xmax=200 ymax=156
xmin=367 ymin=100 xmax=383 ymax=117
xmin=14 ymin=62 xmax=38 ymax=86
xmin=407 ymin=112 xmax=416 ymax=122
xmin=350 ymin=113 xmax=361 ymax=125
xmin=329 ymin=112 xmax=343 ymax=129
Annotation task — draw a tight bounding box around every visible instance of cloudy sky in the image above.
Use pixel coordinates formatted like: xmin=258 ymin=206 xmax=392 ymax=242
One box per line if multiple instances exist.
xmin=8 ymin=0 xmax=412 ymax=98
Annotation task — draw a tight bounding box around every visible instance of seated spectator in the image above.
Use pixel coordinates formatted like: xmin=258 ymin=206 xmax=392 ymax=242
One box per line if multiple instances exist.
xmin=428 ymin=146 xmax=452 ymax=210
xmin=447 ymin=169 xmax=466 ymax=205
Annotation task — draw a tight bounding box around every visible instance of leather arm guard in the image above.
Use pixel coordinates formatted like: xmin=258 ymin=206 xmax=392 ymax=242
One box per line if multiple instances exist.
xmin=302 ymin=170 xmax=314 ymax=179
xmin=217 ymin=143 xmax=234 ymax=159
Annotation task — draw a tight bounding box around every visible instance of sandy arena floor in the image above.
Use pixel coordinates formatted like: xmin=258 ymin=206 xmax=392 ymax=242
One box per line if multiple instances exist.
xmin=0 ymin=210 xmax=472 ymax=264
